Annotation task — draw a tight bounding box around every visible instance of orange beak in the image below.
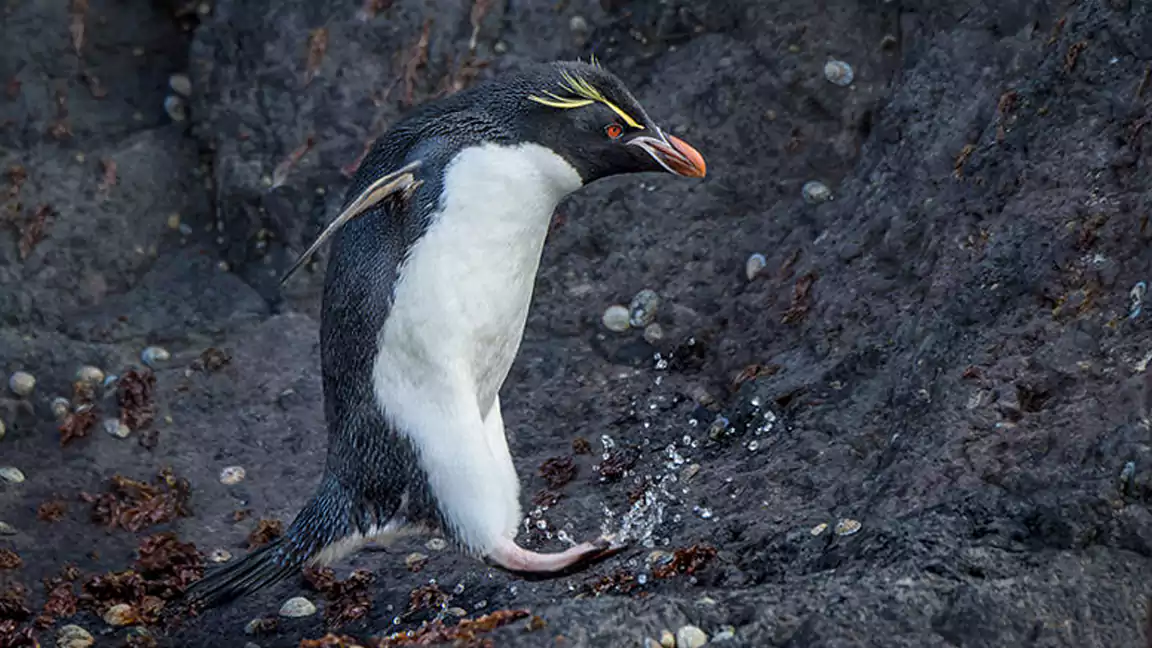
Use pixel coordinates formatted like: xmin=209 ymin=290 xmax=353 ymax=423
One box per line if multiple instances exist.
xmin=628 ymin=131 xmax=707 ymax=178
xmin=664 ymin=134 xmax=707 ymax=178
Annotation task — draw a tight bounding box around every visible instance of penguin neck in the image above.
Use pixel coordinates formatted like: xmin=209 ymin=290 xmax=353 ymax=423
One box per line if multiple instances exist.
xmin=435 ymin=141 xmax=582 ymax=273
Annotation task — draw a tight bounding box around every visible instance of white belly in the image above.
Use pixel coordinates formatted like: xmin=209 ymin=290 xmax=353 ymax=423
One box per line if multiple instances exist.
xmin=368 ymin=141 xmax=582 ymax=553
xmin=375 ymin=142 xmax=583 ymax=414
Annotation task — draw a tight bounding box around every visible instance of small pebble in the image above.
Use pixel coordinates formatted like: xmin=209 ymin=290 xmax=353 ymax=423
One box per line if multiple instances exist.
xmin=569 ymin=15 xmax=588 ymax=32
xmin=425 ymin=537 xmax=448 ymax=551
xmin=823 ymin=59 xmax=854 ymax=86
xmin=279 ymin=596 xmax=316 ymax=618
xmin=404 ymin=552 xmax=429 ymax=570
xmin=676 ymin=625 xmax=708 ymax=648
xmin=219 ymin=465 xmax=246 ymax=485
xmin=169 ymin=73 xmax=192 ymax=97
xmin=680 ymin=464 xmax=701 ymax=482
xmin=209 ymin=548 xmax=232 ymax=563
xmin=56 ymin=624 xmax=94 ymax=648
xmin=103 ymin=418 xmax=130 ymax=439
xmin=141 ymin=346 xmax=170 ymax=367
xmin=164 ymin=95 xmax=187 ymax=122
xmin=802 ymin=180 xmax=833 ymax=204
xmin=629 ymin=289 xmax=661 ymax=327
xmin=834 ymin=518 xmax=862 ymax=536
xmin=643 ymin=639 xmax=662 ymax=648
xmin=51 ymin=397 xmax=71 ymax=420
xmin=712 ymin=626 xmax=737 ymax=642
xmin=659 ymin=629 xmax=675 ymax=647
xmin=75 ymin=365 xmax=105 ymax=385
xmin=446 ymin=606 xmax=467 ymax=617
xmin=103 ymin=374 xmax=118 ymax=389
xmin=745 ymin=253 xmax=767 ymax=281
xmin=8 ymin=371 xmax=35 ymax=397
xmin=643 ymin=323 xmax=664 ymax=344
xmin=103 ymin=603 xmax=136 ymax=626
xmin=647 ymin=550 xmax=671 ymax=566
xmin=0 ymin=467 xmax=25 ymax=484
xmin=810 ymin=522 xmax=828 ymax=536
xmin=0 ymin=522 xmax=15 ymax=535
xmin=602 ymin=304 xmax=631 ymax=332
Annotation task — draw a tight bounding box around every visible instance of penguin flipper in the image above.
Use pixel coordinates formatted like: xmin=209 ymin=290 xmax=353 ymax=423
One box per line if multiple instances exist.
xmin=279 ymin=159 xmax=423 ymax=286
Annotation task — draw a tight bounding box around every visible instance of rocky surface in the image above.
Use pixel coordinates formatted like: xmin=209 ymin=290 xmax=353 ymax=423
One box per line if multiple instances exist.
xmin=1 ymin=0 xmax=1151 ymax=646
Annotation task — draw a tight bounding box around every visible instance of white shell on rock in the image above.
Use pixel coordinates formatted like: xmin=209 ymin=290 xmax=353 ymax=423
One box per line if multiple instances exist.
xmin=208 ymin=548 xmax=233 ymax=563
xmin=425 ymin=537 xmax=448 ymax=551
xmin=103 ymin=603 xmax=136 ymax=626
xmin=835 ymin=518 xmax=862 ymax=536
xmin=169 ymin=73 xmax=192 ymax=97
xmin=8 ymin=371 xmax=35 ymax=397
xmin=103 ymin=418 xmax=130 ymax=438
xmin=56 ymin=624 xmax=95 ymax=648
xmin=164 ymin=95 xmax=187 ymax=122
xmin=745 ymin=253 xmax=767 ymax=281
xmin=643 ymin=323 xmax=664 ymax=344
xmin=75 ymin=365 xmax=105 ymax=385
xmin=51 ymin=397 xmax=71 ymax=420
xmin=824 ymin=59 xmax=854 ymax=86
xmin=219 ymin=465 xmax=246 ymax=485
xmin=278 ymin=596 xmax=316 ymax=618
xmin=802 ymin=180 xmax=833 ymax=205
xmin=676 ymin=625 xmax=709 ymax=648
xmin=0 ymin=521 xmax=15 ymax=535
xmin=141 ymin=346 xmax=170 ymax=366
xmin=0 ymin=467 xmax=25 ymax=483
xmin=601 ymin=305 xmax=631 ymax=332
xmin=628 ymin=289 xmax=661 ymax=327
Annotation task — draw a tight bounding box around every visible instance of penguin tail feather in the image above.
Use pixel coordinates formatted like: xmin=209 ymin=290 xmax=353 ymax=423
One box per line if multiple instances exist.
xmin=181 ymin=485 xmax=357 ymax=612
xmin=181 ymin=533 xmax=310 ymax=611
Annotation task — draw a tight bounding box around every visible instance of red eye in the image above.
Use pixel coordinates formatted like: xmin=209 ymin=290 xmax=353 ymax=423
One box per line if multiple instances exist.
xmin=605 ymin=123 xmax=624 ymax=139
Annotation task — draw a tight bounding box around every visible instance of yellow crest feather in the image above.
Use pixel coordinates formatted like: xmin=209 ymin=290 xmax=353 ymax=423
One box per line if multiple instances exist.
xmin=527 ymin=69 xmax=644 ymax=130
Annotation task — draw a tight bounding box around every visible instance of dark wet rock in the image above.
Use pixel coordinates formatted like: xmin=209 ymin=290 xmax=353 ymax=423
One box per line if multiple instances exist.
xmin=0 ymin=0 xmax=1149 ymax=646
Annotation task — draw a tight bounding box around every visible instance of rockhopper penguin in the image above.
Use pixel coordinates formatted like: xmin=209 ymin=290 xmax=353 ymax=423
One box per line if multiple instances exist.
xmin=184 ymin=59 xmax=706 ymax=609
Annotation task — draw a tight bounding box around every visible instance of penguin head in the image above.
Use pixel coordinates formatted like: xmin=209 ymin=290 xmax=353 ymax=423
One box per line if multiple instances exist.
xmin=503 ymin=60 xmax=707 ymax=185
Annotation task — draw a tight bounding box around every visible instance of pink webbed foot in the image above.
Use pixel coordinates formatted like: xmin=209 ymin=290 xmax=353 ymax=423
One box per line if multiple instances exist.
xmin=485 ymin=534 xmax=626 ymax=575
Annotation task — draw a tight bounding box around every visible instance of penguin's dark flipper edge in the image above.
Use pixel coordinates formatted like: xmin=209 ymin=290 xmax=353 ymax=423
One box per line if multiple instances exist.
xmin=279 ymin=159 xmax=424 ymax=286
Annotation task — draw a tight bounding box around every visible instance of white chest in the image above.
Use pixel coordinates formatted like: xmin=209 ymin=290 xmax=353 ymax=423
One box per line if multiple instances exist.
xmin=375 ymin=142 xmax=583 ymax=412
